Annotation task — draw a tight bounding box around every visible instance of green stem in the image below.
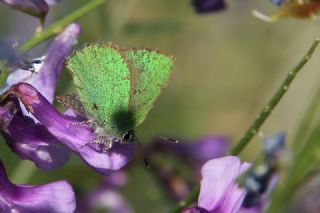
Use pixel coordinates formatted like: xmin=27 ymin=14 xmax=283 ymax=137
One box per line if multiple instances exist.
xmin=267 ymin=122 xmax=320 ymax=213
xmin=170 ymin=184 xmax=200 ymax=213
xmin=169 ymin=38 xmax=320 ymax=213
xmin=19 ymin=0 xmax=107 ymax=53
xmin=291 ymin=82 xmax=320 ymax=152
xmin=229 ymin=38 xmax=320 ymax=155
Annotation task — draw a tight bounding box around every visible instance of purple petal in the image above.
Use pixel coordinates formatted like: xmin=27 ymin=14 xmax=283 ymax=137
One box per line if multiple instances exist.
xmin=77 ymin=188 xmax=133 ymax=213
xmin=44 ymin=0 xmax=60 ymax=5
xmin=106 ymin=171 xmax=128 ymax=187
xmin=0 ymin=160 xmax=76 ymax=213
xmin=169 ymin=136 xmax=228 ymax=160
xmin=187 ymin=136 xmax=229 ymax=163
xmin=241 ymin=175 xmax=279 ymax=213
xmin=2 ymin=23 xmax=81 ymax=122
xmin=4 ymin=23 xmax=81 ymax=104
xmin=0 ymin=106 xmax=13 ymax=129
xmin=192 ymin=0 xmax=226 ymax=13
xmin=218 ymin=162 xmax=252 ymax=213
xmin=217 ymin=183 xmax=247 ymax=213
xmin=270 ymin=0 xmax=286 ymax=6
xmin=33 ymin=23 xmax=81 ymax=103
xmin=285 ymin=173 xmax=320 ymax=213
xmin=155 ymin=136 xmax=229 ymax=168
xmin=0 ymin=105 xmax=71 ymax=170
xmin=240 ymin=206 xmax=262 ymax=213
xmin=77 ymin=171 xmax=132 ymax=213
xmin=8 ymin=83 xmax=135 ymax=174
xmin=0 ymin=0 xmax=48 ymax=18
xmin=198 ymin=156 xmax=251 ymax=212
xmin=182 ymin=207 xmax=210 ymax=213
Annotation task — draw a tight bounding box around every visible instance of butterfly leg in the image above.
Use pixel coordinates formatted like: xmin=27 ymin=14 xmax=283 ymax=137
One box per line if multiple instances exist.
xmin=103 ymin=138 xmax=113 ymax=151
xmin=80 ymin=139 xmax=102 ymax=148
xmin=70 ymin=119 xmax=93 ymax=126
xmin=80 ymin=135 xmax=114 ymax=150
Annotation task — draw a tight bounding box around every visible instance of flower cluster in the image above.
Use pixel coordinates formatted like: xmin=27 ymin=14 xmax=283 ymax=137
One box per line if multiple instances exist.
xmin=183 ymin=156 xmax=252 ymax=213
xmin=1 ymin=1 xmax=315 ymax=213
xmin=192 ymin=0 xmax=226 ymax=13
xmin=0 ymin=159 xmax=75 ymax=213
xmin=0 ymin=1 xmax=135 ymax=211
xmin=0 ymin=0 xmax=59 ymax=19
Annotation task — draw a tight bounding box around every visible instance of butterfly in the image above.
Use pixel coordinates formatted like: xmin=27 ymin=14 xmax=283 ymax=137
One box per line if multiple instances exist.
xmin=64 ymin=44 xmax=175 ymax=149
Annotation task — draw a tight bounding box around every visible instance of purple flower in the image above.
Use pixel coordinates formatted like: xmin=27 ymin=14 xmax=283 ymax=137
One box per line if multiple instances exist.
xmin=253 ymin=0 xmax=320 ymax=22
xmin=287 ymin=172 xmax=320 ymax=213
xmin=77 ymin=171 xmax=133 ymax=213
xmin=241 ymin=172 xmax=279 ymax=213
xmin=147 ymin=136 xmax=228 ymax=200
xmin=0 ymin=103 xmax=71 ymax=170
xmin=186 ymin=156 xmax=251 ymax=213
xmin=192 ymin=0 xmax=226 ymax=13
xmin=241 ymin=133 xmax=287 ymax=213
xmin=2 ymin=23 xmax=81 ymax=104
xmin=4 ymin=82 xmax=135 ymax=174
xmin=156 ymin=136 xmax=229 ymax=169
xmin=0 ymin=24 xmax=81 ymax=170
xmin=0 ymin=0 xmax=49 ymax=18
xmin=1 ymin=22 xmax=133 ymax=173
xmin=44 ymin=0 xmax=60 ymax=5
xmin=0 ymin=159 xmax=76 ymax=213
xmin=263 ymin=132 xmax=285 ymax=160
xmin=270 ymin=0 xmax=287 ymax=6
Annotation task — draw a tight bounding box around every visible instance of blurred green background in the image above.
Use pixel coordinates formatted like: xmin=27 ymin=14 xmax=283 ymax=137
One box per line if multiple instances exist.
xmin=1 ymin=0 xmax=320 ymax=212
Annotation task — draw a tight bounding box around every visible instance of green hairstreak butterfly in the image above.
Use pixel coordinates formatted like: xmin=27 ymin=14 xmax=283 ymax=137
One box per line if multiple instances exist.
xmin=65 ymin=44 xmax=175 ymax=149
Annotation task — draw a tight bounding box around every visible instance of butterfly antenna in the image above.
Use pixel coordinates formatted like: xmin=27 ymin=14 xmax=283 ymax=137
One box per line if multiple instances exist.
xmin=137 ymin=130 xmax=179 ymax=144
xmin=156 ymin=134 xmax=179 ymax=144
xmin=134 ymin=135 xmax=150 ymax=168
xmin=143 ymin=156 xmax=150 ymax=168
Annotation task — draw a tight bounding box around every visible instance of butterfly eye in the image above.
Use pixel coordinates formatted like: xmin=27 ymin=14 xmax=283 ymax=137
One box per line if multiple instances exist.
xmin=122 ymin=130 xmax=134 ymax=142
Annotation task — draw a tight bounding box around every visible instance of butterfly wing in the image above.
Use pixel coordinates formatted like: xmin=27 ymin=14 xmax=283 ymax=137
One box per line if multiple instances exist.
xmin=56 ymin=94 xmax=87 ymax=115
xmin=123 ymin=48 xmax=175 ymax=127
xmin=67 ymin=44 xmax=132 ymax=136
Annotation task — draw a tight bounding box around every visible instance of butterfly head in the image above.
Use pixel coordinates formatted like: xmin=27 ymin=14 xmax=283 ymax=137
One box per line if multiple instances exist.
xmin=122 ymin=129 xmax=135 ymax=143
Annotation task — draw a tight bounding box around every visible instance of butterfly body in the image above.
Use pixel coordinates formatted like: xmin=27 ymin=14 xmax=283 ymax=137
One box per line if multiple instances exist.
xmin=66 ymin=44 xmax=174 ymax=149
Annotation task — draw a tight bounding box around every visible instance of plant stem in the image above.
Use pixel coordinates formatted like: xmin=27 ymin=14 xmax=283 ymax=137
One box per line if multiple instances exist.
xmin=229 ymin=38 xmax=320 ymax=156
xmin=169 ymin=38 xmax=320 ymax=213
xmin=291 ymin=82 xmax=320 ymax=152
xmin=170 ymin=184 xmax=200 ymax=213
xmin=19 ymin=0 xmax=107 ymax=53
xmin=267 ymin=122 xmax=320 ymax=213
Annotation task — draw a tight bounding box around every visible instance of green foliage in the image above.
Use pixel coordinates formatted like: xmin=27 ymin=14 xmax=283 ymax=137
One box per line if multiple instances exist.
xmin=0 ymin=62 xmax=9 ymax=88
